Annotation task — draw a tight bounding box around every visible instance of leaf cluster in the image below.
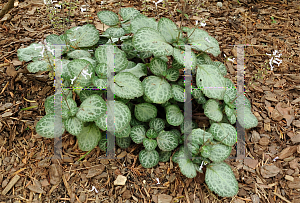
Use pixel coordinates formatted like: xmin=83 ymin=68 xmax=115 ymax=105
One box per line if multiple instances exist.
xmin=17 ymin=7 xmax=258 ymax=198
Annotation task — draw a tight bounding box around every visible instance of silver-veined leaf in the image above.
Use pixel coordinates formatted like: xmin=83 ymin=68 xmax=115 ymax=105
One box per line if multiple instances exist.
xmin=76 ymin=94 xmax=106 ymax=122
xmin=205 ymin=162 xmax=239 ymax=197
xmin=209 ymin=123 xmax=237 ymax=146
xmin=97 ymin=10 xmax=120 ymax=26
xmin=187 ymin=28 xmax=221 ymax=57
xmin=157 ymin=130 xmax=178 ymax=151
xmin=166 ymin=105 xmax=184 ymax=126
xmin=139 ymin=149 xmax=159 ymax=168
xmin=196 ymin=64 xmax=226 ymax=100
xmin=134 ymin=103 xmax=157 ymax=122
xmin=132 ymin=27 xmax=173 ymax=57
xmin=142 ymin=76 xmax=172 ymax=104
xmin=36 ymin=113 xmax=65 ymax=138
xmin=204 ymin=99 xmax=223 ymax=122
xmin=114 ymin=72 xmax=144 ymax=99
xmin=76 ymin=123 xmax=102 ymax=151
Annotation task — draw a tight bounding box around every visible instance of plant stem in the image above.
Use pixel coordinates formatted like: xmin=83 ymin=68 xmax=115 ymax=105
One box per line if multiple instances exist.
xmin=77 ymin=149 xmax=93 ymax=161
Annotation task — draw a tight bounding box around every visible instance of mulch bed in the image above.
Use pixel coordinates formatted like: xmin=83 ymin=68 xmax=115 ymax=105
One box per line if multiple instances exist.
xmin=0 ymin=0 xmax=299 ymax=202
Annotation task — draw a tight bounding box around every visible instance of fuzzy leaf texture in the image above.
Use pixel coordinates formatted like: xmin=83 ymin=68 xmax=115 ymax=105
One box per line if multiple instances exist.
xmin=132 ymin=27 xmax=173 ymax=57
xmin=205 ymin=162 xmax=239 ymax=197
xmin=139 ymin=149 xmax=159 ymax=168
xmin=157 ymin=130 xmax=178 ymax=151
xmin=187 ymin=28 xmax=221 ymax=57
xmin=97 ymin=10 xmax=120 ymax=26
xmin=76 ymin=123 xmax=102 ymax=151
xmin=114 ymin=72 xmax=144 ymax=99
xmin=142 ymin=76 xmax=172 ymax=104
xmin=76 ymin=94 xmax=106 ymax=122
xmin=95 ymin=100 xmax=131 ymax=133
xmin=36 ymin=113 xmax=65 ymax=138
xmin=209 ymin=123 xmax=237 ymax=146
xmin=65 ymin=24 xmax=99 ymax=48
xmin=196 ymin=64 xmax=226 ymax=100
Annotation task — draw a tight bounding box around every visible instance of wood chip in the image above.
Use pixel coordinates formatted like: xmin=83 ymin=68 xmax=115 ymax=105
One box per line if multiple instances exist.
xmin=278 ymin=146 xmax=297 ymax=159
xmin=86 ymin=165 xmax=105 ymax=178
xmin=2 ymin=175 xmax=20 ymax=195
xmin=260 ymin=164 xmax=280 ymax=178
xmin=27 ymin=185 xmax=45 ymax=194
xmin=114 ymin=175 xmax=127 ymax=186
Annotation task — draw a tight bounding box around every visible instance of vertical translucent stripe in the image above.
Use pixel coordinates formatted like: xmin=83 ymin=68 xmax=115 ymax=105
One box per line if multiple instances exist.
xmin=106 ymin=45 xmax=116 ymax=158
xmin=236 ymin=45 xmax=246 ymax=160
xmin=183 ymin=45 xmax=193 ymax=160
xmin=53 ymin=45 xmax=63 ymax=159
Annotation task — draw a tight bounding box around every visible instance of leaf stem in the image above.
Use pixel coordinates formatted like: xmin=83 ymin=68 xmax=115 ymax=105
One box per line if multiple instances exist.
xmin=77 ymin=148 xmax=93 ymax=161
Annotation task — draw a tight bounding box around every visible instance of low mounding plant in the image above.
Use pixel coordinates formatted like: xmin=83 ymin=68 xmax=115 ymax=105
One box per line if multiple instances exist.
xmin=17 ymin=7 xmax=258 ymax=198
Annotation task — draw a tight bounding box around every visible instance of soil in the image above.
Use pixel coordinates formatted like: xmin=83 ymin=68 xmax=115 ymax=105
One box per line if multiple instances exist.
xmin=0 ymin=0 xmax=300 ymax=202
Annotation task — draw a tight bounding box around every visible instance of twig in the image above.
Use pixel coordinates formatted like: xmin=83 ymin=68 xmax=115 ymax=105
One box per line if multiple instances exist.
xmin=0 ymin=81 xmax=9 ymax=95
xmin=273 ymin=192 xmax=292 ymax=203
xmin=271 ymin=15 xmax=288 ymax=20
xmin=0 ymin=63 xmax=10 ymax=67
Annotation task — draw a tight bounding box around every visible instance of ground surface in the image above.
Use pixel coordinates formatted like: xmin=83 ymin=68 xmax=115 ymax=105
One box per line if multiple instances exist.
xmin=0 ymin=0 xmax=300 ymax=202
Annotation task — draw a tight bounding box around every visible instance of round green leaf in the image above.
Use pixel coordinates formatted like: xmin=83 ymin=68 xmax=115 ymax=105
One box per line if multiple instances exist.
xmin=76 ymin=123 xmax=102 ymax=151
xmin=36 ymin=113 xmax=65 ymax=138
xmin=95 ymin=46 xmax=128 ymax=73
xmin=132 ymin=27 xmax=173 ymax=57
xmin=76 ymin=94 xmax=106 ymax=122
xmin=157 ymin=17 xmax=181 ymax=44
xmin=65 ymin=24 xmax=99 ymax=48
xmin=196 ymin=64 xmax=226 ymax=100
xmin=157 ymin=130 xmax=178 ymax=151
xmin=119 ymin=7 xmax=140 ymax=21
xmin=149 ymin=118 xmax=165 ymax=133
xmin=209 ymin=123 xmax=237 ymax=146
xmin=173 ymin=48 xmax=197 ymax=69
xmin=115 ymin=124 xmax=131 ymax=138
xmin=171 ymin=84 xmax=185 ymax=102
xmin=114 ymin=72 xmax=144 ymax=99
xmin=165 ymin=68 xmax=179 ymax=82
xmin=130 ymin=125 xmax=146 ymax=144
xmin=149 ymin=58 xmax=167 ymax=77
xmin=205 ymin=162 xmax=239 ymax=197
xmin=204 ymin=99 xmax=223 ymax=122
xmin=67 ymin=50 xmax=91 ymax=59
xmin=166 ymin=105 xmax=184 ymax=126
xmin=177 ymin=148 xmax=197 ymax=178
xmin=67 ymin=59 xmax=94 ymax=87
xmin=187 ymin=28 xmax=221 ymax=57
xmin=142 ymin=76 xmax=172 ymax=104
xmin=97 ymin=10 xmax=120 ymax=26
xmin=139 ymin=149 xmax=159 ymax=168
xmin=95 ymin=100 xmax=131 ymax=133
xmin=208 ymin=143 xmax=232 ymax=163
xmin=130 ymin=14 xmax=157 ymax=34
xmin=135 ymin=103 xmax=157 ymax=122
xmin=158 ymin=150 xmax=172 ymax=162
xmin=104 ymin=27 xmax=125 ymax=38
xmin=64 ymin=117 xmax=83 ymax=136
xmin=143 ymin=138 xmax=157 ymax=151
xmin=146 ymin=128 xmax=158 ymax=139
xmin=116 ymin=136 xmax=132 ymax=149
